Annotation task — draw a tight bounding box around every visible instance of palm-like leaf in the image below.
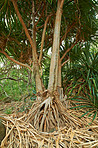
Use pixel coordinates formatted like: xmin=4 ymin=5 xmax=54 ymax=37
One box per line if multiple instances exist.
xmin=64 ymin=43 xmax=98 ymax=121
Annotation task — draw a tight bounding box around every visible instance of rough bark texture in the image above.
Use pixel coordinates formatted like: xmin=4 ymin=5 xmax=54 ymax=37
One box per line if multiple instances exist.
xmin=48 ymin=0 xmax=63 ymax=92
xmin=33 ymin=63 xmax=43 ymax=92
xmin=31 ymin=1 xmax=43 ymax=93
xmin=12 ymin=0 xmax=43 ymax=93
xmin=0 ymin=50 xmax=32 ymax=71
xmin=58 ymin=55 xmax=62 ymax=87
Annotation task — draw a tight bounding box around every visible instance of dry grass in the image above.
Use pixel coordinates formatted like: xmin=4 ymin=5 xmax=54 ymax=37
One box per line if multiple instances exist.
xmin=0 ymin=94 xmax=98 ymax=148
xmin=0 ymin=112 xmax=98 ymax=148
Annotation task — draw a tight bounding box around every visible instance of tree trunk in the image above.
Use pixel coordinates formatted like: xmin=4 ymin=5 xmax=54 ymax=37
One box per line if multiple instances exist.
xmin=57 ymin=57 xmax=64 ymax=100
xmin=48 ymin=0 xmax=63 ymax=92
xmin=31 ymin=1 xmax=43 ymax=93
xmin=58 ymin=55 xmax=62 ymax=87
xmin=12 ymin=0 xmax=44 ymax=93
xmin=26 ymin=0 xmax=77 ymax=132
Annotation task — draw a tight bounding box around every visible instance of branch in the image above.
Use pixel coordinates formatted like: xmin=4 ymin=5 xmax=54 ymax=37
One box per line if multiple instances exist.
xmin=0 ymin=84 xmax=9 ymax=97
xmin=39 ymin=15 xmax=51 ymax=64
xmin=36 ymin=24 xmax=44 ymax=30
xmin=9 ymin=37 xmax=21 ymax=46
xmin=60 ymin=21 xmax=76 ymax=44
xmin=44 ymin=55 xmax=51 ymax=60
xmin=0 ymin=77 xmax=28 ymax=83
xmin=34 ymin=1 xmax=43 ymax=16
xmin=60 ymin=40 xmax=78 ymax=62
xmin=35 ymin=4 xmax=46 ymax=26
xmin=11 ymin=0 xmax=37 ymax=57
xmin=0 ymin=65 xmax=13 ymax=75
xmin=60 ymin=0 xmax=65 ymax=9
xmin=61 ymin=58 xmax=69 ymax=67
xmin=0 ymin=50 xmax=32 ymax=71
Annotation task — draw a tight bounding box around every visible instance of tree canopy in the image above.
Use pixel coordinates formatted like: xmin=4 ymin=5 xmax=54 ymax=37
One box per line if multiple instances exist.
xmin=0 ymin=0 xmax=97 ymax=63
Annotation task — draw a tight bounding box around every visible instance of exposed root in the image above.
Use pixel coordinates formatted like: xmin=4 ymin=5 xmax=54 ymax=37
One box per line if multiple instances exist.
xmin=0 ymin=115 xmax=98 ymax=148
xmin=0 ymin=91 xmax=98 ymax=147
xmin=26 ymin=92 xmax=84 ymax=132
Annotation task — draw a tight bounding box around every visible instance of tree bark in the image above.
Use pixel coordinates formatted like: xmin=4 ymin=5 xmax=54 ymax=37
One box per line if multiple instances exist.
xmin=0 ymin=50 xmax=32 ymax=71
xmin=12 ymin=0 xmax=44 ymax=93
xmin=58 ymin=55 xmax=62 ymax=87
xmin=31 ymin=0 xmax=44 ymax=93
xmin=48 ymin=0 xmax=64 ymax=92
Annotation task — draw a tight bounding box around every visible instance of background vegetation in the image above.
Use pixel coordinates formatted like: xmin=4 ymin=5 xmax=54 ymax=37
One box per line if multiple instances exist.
xmin=0 ymin=42 xmax=98 ymax=119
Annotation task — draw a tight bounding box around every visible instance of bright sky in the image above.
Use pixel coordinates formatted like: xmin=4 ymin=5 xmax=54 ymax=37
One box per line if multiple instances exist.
xmin=0 ymin=63 xmax=4 ymax=68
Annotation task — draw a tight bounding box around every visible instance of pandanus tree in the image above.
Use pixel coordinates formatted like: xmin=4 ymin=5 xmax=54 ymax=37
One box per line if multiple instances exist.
xmin=0 ymin=0 xmax=97 ymax=131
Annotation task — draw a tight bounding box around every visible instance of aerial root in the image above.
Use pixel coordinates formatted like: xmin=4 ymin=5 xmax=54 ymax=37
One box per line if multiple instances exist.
xmin=0 ymin=115 xmax=98 ymax=148
xmin=26 ymin=93 xmax=83 ymax=132
xmin=0 ymin=92 xmax=98 ymax=147
xmin=26 ymin=96 xmax=60 ymax=132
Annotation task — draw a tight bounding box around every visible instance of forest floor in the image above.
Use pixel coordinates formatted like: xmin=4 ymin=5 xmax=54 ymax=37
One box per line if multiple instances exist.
xmin=0 ymin=98 xmax=98 ymax=148
xmin=0 ymin=96 xmax=33 ymax=115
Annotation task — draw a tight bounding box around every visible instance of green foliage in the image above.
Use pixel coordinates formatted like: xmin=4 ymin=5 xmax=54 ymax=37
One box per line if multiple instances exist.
xmin=0 ymin=0 xmax=97 ymax=61
xmin=47 ymin=0 xmax=53 ymax=4
xmin=64 ymin=43 xmax=98 ymax=121
xmin=0 ymin=57 xmax=34 ymax=101
xmin=42 ymin=54 xmax=51 ymax=89
xmin=4 ymin=108 xmax=12 ymax=114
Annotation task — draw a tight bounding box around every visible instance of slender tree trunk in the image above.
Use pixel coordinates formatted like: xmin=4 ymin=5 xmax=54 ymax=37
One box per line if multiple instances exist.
xmin=31 ymin=0 xmax=43 ymax=93
xmin=57 ymin=57 xmax=64 ymax=100
xmin=11 ymin=0 xmax=44 ymax=93
xmin=48 ymin=0 xmax=63 ymax=92
xmin=58 ymin=55 xmax=62 ymax=87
